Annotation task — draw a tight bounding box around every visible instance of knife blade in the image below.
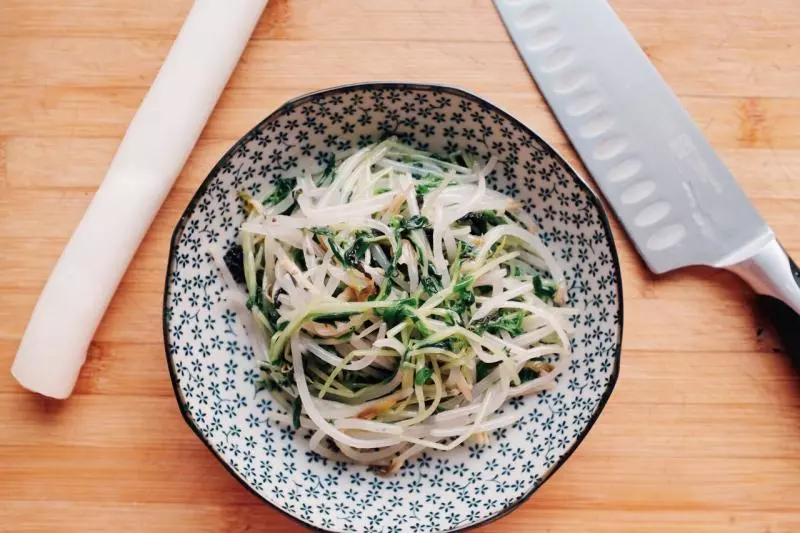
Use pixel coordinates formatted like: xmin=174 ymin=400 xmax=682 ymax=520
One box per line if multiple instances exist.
xmin=494 ymin=0 xmax=800 ymax=365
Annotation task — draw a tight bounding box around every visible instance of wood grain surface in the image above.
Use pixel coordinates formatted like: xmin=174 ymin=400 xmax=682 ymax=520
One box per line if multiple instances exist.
xmin=1 ymin=1 xmax=799 ymax=531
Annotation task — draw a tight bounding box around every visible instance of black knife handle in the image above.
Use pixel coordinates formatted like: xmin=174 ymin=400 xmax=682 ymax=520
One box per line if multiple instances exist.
xmin=756 ymin=256 xmax=800 ymax=373
xmin=758 ymin=295 xmax=800 ymax=373
xmin=727 ymin=238 xmax=800 ymax=373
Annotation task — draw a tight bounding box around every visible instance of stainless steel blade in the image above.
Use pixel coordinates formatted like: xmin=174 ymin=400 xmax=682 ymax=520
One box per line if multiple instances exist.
xmin=494 ymin=0 xmax=772 ymax=274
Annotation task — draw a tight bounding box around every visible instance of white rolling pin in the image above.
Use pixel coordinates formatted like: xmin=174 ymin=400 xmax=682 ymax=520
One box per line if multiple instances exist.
xmin=11 ymin=0 xmax=269 ymax=399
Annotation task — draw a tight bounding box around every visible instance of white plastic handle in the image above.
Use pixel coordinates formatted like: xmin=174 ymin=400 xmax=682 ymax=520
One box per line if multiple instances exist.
xmin=11 ymin=0 xmax=268 ymax=399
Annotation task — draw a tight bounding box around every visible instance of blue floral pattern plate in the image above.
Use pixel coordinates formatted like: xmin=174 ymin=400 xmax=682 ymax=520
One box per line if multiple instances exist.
xmin=164 ymin=83 xmax=623 ymax=533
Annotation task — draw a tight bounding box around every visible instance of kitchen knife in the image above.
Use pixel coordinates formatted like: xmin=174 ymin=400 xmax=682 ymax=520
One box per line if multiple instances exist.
xmin=494 ymin=0 xmax=800 ymax=366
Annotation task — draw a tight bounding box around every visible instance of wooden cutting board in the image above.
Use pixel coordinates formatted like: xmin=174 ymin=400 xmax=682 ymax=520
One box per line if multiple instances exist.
xmin=1 ymin=1 xmax=799 ymax=531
